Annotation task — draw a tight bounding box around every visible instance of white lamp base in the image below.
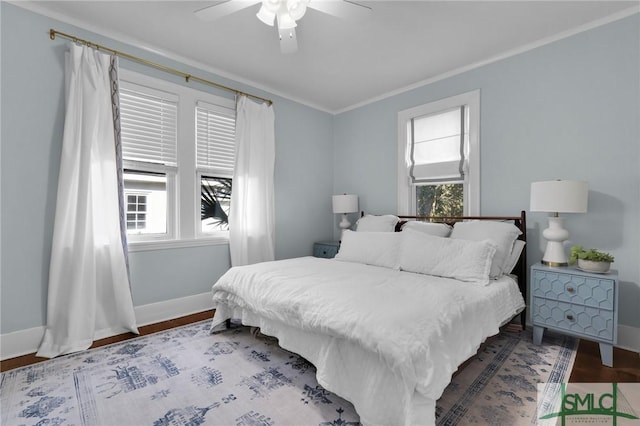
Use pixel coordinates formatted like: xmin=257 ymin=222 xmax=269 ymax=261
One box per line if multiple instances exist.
xmin=541 ymin=216 xmax=570 ymax=267
xmin=338 ymin=213 xmax=352 ymax=232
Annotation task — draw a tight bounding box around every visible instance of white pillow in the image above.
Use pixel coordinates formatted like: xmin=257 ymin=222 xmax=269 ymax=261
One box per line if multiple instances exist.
xmin=398 ymin=229 xmax=497 ymax=285
xmin=400 ymin=221 xmax=452 ymax=237
xmin=355 ymin=214 xmax=399 ymax=232
xmin=450 ymin=221 xmax=522 ymax=279
xmin=502 ymin=239 xmax=526 ymax=274
xmin=334 ymin=230 xmax=401 ymax=269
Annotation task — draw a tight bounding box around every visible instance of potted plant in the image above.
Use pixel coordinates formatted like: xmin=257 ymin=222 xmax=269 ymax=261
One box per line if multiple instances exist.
xmin=569 ymin=245 xmax=614 ymax=273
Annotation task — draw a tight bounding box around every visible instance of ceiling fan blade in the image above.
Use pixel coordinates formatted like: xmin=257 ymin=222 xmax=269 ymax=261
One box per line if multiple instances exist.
xmin=308 ymin=0 xmax=371 ymax=21
xmin=194 ymin=0 xmax=261 ymax=21
xmin=278 ymin=27 xmax=298 ymax=54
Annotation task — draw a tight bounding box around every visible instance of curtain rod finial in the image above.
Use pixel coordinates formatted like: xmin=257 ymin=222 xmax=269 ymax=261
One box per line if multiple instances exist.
xmin=50 ymin=29 xmax=56 ymax=40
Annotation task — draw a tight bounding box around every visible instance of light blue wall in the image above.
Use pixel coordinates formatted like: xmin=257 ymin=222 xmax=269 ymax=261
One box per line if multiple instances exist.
xmin=334 ymin=14 xmax=640 ymax=328
xmin=0 ymin=3 xmax=334 ymax=333
xmin=2 ymin=3 xmax=638 ymax=336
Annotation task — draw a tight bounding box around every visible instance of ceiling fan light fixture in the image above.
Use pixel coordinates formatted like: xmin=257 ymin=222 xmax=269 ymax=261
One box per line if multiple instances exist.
xmin=262 ymin=0 xmax=281 ymax=13
xmin=256 ymin=5 xmax=276 ymax=26
xmin=276 ymin=10 xmax=297 ymax=30
xmin=286 ymin=0 xmax=308 ymax=21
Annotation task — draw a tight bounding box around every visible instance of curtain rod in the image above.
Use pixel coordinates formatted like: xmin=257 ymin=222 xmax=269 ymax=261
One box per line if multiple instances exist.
xmin=49 ymin=29 xmax=272 ymax=105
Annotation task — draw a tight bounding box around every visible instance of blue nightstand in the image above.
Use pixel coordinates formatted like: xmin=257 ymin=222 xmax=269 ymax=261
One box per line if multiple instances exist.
xmin=530 ymin=263 xmax=618 ymax=367
xmin=313 ymin=241 xmax=340 ymax=258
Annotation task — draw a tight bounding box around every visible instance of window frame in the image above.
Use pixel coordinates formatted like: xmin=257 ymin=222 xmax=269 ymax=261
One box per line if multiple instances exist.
xmin=195 ymin=100 xmax=236 ymax=238
xmin=119 ymin=75 xmax=179 ymax=243
xmin=118 ymin=69 xmax=236 ymax=251
xmin=397 ymin=90 xmax=480 ymax=216
xmin=122 ymin=165 xmax=176 ymax=242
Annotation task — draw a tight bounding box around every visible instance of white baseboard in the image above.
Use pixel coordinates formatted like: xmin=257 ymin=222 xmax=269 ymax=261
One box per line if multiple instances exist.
xmin=617 ymin=324 xmax=640 ymax=353
xmin=134 ymin=292 xmax=213 ymax=328
xmin=0 ymin=327 xmax=46 ymax=362
xmin=0 ymin=292 xmax=213 ymax=361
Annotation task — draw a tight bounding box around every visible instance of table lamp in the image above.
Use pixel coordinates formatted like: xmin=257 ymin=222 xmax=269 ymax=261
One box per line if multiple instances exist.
xmin=332 ymin=194 xmax=358 ymax=233
xmin=530 ymin=180 xmax=588 ymax=266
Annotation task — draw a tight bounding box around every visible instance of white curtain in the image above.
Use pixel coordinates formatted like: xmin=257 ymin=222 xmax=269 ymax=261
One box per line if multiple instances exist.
xmin=37 ymin=45 xmax=138 ymax=358
xmin=229 ymin=96 xmax=276 ymax=266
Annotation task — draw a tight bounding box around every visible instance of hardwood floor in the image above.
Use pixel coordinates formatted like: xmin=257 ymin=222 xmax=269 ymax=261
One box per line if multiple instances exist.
xmin=2 ymin=311 xmax=639 ymax=384
xmin=570 ymin=339 xmax=640 ymax=382
xmin=0 ymin=310 xmax=214 ymax=373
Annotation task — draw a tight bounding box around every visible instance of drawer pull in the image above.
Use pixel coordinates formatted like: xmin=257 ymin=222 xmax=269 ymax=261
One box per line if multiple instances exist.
xmin=567 ymin=286 xmax=575 ymax=293
xmin=566 ymin=314 xmax=574 ymax=321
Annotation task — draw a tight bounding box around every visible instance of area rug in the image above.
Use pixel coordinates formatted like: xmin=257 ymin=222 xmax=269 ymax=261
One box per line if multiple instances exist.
xmin=1 ymin=321 xmax=576 ymax=426
xmin=436 ymin=329 xmax=577 ymax=425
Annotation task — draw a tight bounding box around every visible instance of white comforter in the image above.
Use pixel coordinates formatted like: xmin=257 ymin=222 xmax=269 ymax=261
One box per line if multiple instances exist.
xmin=210 ymin=256 xmax=525 ymax=426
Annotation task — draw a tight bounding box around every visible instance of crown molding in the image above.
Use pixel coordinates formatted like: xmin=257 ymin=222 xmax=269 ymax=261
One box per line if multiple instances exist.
xmin=335 ymin=6 xmax=640 ymax=114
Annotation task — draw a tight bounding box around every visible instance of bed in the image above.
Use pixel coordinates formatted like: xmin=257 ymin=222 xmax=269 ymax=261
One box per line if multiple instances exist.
xmin=210 ymin=212 xmax=527 ymax=426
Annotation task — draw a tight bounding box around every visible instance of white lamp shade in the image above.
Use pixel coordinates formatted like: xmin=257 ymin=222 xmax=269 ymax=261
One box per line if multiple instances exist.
xmin=332 ymin=194 xmax=358 ymax=214
xmin=530 ymin=180 xmax=588 ymax=213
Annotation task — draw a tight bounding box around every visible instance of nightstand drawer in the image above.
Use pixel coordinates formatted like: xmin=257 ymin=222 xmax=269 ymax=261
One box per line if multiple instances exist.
xmin=313 ymin=241 xmax=339 ymax=258
xmin=531 ymin=269 xmax=615 ymax=310
xmin=532 ymin=297 xmax=615 ymax=342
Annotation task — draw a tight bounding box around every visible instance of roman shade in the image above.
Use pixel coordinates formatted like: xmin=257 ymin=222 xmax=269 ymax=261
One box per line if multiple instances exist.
xmin=409 ymin=106 xmax=466 ymax=183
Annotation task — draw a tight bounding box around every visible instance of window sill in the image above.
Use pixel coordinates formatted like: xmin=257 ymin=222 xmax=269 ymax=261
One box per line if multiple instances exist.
xmin=127 ymin=236 xmax=229 ymax=252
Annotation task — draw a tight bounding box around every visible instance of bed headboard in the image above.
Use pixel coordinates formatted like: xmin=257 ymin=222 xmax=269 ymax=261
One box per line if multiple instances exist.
xmin=392 ymin=211 xmax=527 ymax=329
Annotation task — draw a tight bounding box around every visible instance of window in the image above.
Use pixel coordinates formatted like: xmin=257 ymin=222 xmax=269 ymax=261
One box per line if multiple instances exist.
xmin=119 ymin=69 xmax=236 ymax=247
xmin=415 ymin=184 xmax=463 ymax=217
xmin=397 ymin=91 xmax=480 ymax=216
xmin=124 ymin=173 xmax=167 ymax=234
xmin=119 ymin=80 xmax=177 ymax=241
xmin=126 ymin=194 xmax=147 ymax=231
xmin=200 ymin=176 xmax=232 ymax=232
xmin=196 ymin=101 xmax=236 ymax=235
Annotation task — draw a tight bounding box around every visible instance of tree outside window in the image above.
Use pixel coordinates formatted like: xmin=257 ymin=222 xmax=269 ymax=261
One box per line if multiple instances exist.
xmin=201 ymin=176 xmax=232 ymax=232
xmin=416 ymin=183 xmax=463 ymax=217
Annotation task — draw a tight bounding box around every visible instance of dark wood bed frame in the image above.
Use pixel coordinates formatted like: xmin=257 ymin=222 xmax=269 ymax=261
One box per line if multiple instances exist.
xmin=226 ymin=211 xmax=528 ymax=331
xmin=364 ymin=211 xmax=527 ymax=328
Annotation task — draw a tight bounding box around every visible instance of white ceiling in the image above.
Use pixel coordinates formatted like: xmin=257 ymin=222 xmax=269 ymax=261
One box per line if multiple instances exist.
xmin=18 ymin=1 xmax=639 ymax=113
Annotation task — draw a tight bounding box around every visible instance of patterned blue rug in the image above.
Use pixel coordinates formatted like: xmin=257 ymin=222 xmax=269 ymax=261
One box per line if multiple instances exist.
xmin=436 ymin=329 xmax=577 ymax=425
xmin=1 ymin=321 xmax=576 ymax=426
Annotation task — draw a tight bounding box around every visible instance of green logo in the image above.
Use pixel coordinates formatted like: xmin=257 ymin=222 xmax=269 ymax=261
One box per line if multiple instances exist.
xmin=540 ymin=383 xmax=639 ymax=425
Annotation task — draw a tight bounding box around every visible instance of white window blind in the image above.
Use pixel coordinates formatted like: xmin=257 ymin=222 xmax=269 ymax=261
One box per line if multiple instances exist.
xmin=196 ymin=101 xmax=236 ymax=175
xmin=409 ymin=106 xmax=467 ymax=183
xmin=119 ymin=85 xmax=178 ymax=167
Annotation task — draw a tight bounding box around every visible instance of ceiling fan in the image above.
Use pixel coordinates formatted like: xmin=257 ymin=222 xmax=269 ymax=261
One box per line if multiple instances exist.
xmin=195 ymin=0 xmax=371 ymax=54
